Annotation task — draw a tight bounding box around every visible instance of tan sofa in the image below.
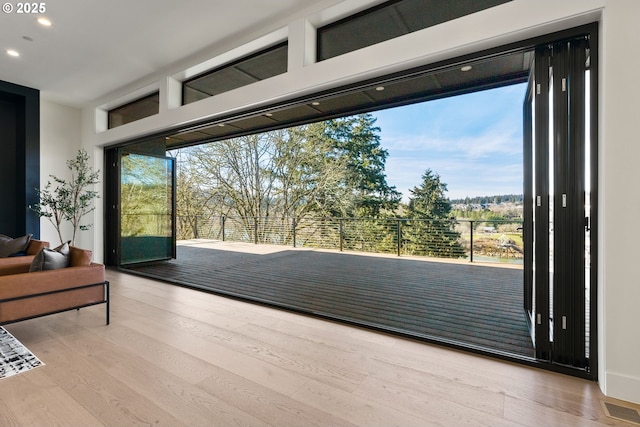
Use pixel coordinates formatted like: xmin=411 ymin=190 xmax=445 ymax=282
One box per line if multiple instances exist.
xmin=0 ymin=246 xmax=109 ymax=325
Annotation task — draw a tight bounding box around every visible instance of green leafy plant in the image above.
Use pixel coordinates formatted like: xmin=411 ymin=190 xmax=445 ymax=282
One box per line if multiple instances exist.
xmin=31 ymin=149 xmax=100 ymax=245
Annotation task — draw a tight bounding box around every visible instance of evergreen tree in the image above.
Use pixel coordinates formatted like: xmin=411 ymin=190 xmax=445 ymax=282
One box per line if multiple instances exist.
xmin=407 ymin=169 xmax=452 ymax=219
xmin=405 ymin=169 xmax=465 ymax=258
xmin=323 ymin=114 xmax=401 ymax=217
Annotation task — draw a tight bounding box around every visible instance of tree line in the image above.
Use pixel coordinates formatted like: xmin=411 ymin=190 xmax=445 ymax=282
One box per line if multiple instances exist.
xmin=450 ymin=194 xmax=523 ymax=205
xmin=124 ymin=113 xmax=466 ymax=257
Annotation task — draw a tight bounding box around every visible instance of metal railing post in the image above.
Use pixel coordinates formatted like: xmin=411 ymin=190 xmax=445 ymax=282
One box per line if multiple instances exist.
xmin=254 ymin=217 xmax=259 ymax=244
xmin=292 ymin=217 xmax=297 ymax=248
xmin=339 ymin=218 xmax=344 ymax=252
xmin=397 ymin=219 xmax=402 ymax=257
xmin=469 ymin=220 xmax=474 ymax=263
xmin=194 ymin=216 xmax=199 ymax=239
xmin=221 ymin=216 xmax=226 ymax=241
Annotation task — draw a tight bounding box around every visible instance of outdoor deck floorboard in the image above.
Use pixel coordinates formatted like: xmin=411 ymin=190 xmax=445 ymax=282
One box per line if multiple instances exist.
xmin=123 ymin=241 xmax=533 ymax=356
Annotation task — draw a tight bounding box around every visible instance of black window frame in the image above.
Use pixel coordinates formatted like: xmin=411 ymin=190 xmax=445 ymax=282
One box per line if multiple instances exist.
xmin=105 ymin=22 xmax=599 ymax=381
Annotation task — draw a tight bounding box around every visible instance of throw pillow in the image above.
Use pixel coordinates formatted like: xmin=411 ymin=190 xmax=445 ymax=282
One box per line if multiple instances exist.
xmin=29 ymin=242 xmax=70 ymax=272
xmin=0 ymin=234 xmax=32 ymax=258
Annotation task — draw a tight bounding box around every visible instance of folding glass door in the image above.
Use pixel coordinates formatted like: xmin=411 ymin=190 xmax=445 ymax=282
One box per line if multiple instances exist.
xmin=523 ymin=34 xmax=595 ymax=373
xmin=105 ymin=145 xmax=176 ymax=266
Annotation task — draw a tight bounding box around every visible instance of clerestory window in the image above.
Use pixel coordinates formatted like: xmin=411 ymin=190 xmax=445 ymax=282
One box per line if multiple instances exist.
xmin=182 ymin=42 xmax=288 ymax=105
xmin=108 ymin=92 xmax=159 ymax=129
xmin=317 ymin=0 xmax=512 ymax=61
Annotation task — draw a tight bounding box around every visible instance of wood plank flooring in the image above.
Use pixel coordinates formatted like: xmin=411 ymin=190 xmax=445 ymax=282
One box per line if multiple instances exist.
xmin=0 ymin=269 xmax=637 ymax=426
xmin=124 ymin=241 xmax=533 ymax=356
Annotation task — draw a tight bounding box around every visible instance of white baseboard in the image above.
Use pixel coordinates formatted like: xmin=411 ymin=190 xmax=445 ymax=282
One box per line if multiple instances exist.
xmin=605 ymin=372 xmax=640 ymax=405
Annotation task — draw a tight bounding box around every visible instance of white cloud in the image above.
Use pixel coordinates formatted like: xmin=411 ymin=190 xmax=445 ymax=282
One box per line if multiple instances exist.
xmin=384 ymin=117 xmax=521 ymax=159
xmin=375 ymin=83 xmax=527 ymax=201
xmin=384 ymin=127 xmax=523 ymax=200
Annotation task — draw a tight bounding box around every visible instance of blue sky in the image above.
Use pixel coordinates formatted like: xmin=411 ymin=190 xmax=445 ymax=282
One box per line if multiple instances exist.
xmin=373 ymin=82 xmax=527 ymax=201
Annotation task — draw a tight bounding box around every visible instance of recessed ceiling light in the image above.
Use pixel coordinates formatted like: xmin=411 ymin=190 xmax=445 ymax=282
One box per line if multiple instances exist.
xmin=311 ymin=101 xmax=320 ymax=106
xmin=37 ymin=17 xmax=52 ymax=26
xmin=217 ymin=123 xmax=225 ymax=127
xmin=461 ymin=65 xmax=473 ymax=72
xmin=265 ymin=113 xmax=273 ymax=117
xmin=7 ymin=49 xmax=20 ymax=57
xmin=375 ymin=86 xmax=385 ymax=91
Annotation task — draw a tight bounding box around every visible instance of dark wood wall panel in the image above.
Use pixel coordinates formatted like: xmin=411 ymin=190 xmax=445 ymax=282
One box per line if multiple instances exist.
xmin=0 ymin=80 xmax=40 ymax=239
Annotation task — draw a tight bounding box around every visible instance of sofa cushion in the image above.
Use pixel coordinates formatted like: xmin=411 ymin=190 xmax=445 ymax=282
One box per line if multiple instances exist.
xmin=29 ymin=242 xmax=70 ymax=272
xmin=69 ymin=246 xmax=93 ymax=267
xmin=26 ymin=239 xmax=50 ymax=256
xmin=0 ymin=234 xmax=33 ymax=258
xmin=0 ymin=256 xmax=38 ymax=276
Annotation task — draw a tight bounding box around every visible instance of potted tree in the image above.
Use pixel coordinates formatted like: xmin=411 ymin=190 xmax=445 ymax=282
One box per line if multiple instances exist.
xmin=31 ymin=149 xmax=100 ymax=246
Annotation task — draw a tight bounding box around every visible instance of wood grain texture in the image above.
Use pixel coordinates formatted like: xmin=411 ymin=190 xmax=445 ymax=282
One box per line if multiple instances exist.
xmin=0 ymin=269 xmax=635 ymax=427
xmin=124 ymin=243 xmax=534 ymax=355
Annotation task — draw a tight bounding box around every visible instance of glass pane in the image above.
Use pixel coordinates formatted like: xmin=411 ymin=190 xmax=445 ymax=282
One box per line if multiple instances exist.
xmin=108 ymin=92 xmax=159 ymax=129
xmin=548 ymin=73 xmax=554 ymax=344
xmin=183 ymin=43 xmax=288 ymax=105
xmin=120 ymin=152 xmax=174 ymax=264
xmin=585 ymin=69 xmax=591 ymax=358
xmin=530 ymin=79 xmax=537 ymax=337
xmin=317 ymin=0 xmax=512 ymax=61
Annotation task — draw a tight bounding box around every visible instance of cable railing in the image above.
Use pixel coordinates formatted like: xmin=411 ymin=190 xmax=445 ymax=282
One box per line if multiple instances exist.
xmin=175 ymin=215 xmax=524 ymax=264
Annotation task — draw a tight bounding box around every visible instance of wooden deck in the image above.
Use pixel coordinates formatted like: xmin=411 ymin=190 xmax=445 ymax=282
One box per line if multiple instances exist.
xmin=124 ymin=240 xmax=533 ymax=357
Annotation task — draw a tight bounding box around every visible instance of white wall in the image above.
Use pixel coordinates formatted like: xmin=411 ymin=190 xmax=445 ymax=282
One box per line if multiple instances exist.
xmin=67 ymin=0 xmax=640 ymax=403
xmin=39 ymin=99 xmax=82 ymax=246
xmin=599 ymin=0 xmax=640 ymax=404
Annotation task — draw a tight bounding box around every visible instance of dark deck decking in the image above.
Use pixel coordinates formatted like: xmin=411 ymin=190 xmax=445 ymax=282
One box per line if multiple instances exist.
xmin=123 ymin=241 xmax=533 ymax=357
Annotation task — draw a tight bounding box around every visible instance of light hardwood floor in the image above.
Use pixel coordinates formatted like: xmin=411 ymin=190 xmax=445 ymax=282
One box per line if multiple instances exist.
xmin=1 ymin=269 xmax=637 ymax=426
